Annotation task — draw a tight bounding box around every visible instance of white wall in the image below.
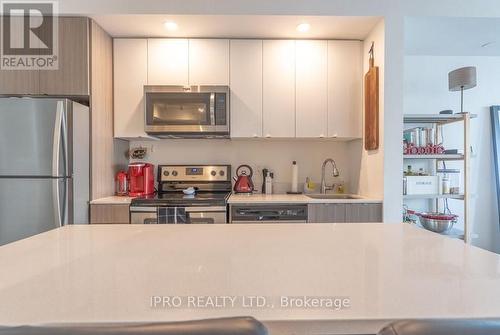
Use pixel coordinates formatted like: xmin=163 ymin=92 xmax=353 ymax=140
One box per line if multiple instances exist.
xmin=349 ymin=19 xmax=385 ymax=201
xmin=404 ymin=55 xmax=500 ymax=252
xmin=130 ymin=139 xmax=357 ymax=194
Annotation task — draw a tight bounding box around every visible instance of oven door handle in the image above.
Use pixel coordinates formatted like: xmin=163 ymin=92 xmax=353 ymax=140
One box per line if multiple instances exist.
xmin=187 ymin=212 xmax=216 ymax=224
xmin=130 ymin=206 xmax=157 ymax=212
xmin=185 ymin=206 xmax=226 ymax=212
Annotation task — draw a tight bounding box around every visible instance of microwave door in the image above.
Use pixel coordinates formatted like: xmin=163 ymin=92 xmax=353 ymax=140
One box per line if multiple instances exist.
xmin=144 ymin=86 xmax=229 ymax=137
xmin=147 ymin=93 xmax=212 ymax=126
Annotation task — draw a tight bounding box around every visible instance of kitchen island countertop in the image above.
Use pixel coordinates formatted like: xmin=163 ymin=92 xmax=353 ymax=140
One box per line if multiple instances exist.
xmin=1 ymin=224 xmax=499 ymax=334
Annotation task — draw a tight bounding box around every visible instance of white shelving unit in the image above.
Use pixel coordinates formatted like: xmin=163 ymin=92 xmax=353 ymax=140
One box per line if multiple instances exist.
xmin=403 ymin=194 xmax=465 ymax=200
xmin=403 ymin=154 xmax=464 ymax=160
xmin=403 ymin=113 xmax=476 ymax=243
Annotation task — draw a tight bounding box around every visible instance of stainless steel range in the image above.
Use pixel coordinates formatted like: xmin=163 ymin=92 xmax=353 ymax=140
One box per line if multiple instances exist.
xmin=129 ymin=165 xmax=231 ymax=224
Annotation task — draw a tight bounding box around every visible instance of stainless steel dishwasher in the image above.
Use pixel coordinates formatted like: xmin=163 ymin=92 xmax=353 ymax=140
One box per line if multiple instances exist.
xmin=230 ymin=204 xmax=307 ymax=223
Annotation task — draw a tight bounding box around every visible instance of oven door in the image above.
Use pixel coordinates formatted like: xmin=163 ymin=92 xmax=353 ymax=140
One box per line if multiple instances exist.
xmin=130 ymin=206 xmax=157 ymax=224
xmin=186 ymin=207 xmax=227 ymax=224
xmin=158 ymin=206 xmax=227 ymax=224
xmin=144 ymin=85 xmax=229 ymax=138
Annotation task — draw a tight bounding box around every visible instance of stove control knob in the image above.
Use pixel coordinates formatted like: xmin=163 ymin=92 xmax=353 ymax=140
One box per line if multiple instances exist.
xmin=163 ymin=170 xmax=170 ymax=177
xmin=210 ymin=170 xmax=217 ymax=176
xmin=219 ymin=170 xmax=225 ymax=176
xmin=172 ymin=170 xmax=178 ymax=177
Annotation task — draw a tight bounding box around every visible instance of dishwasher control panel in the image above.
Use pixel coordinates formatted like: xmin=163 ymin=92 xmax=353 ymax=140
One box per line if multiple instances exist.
xmin=230 ymin=204 xmax=307 ymax=223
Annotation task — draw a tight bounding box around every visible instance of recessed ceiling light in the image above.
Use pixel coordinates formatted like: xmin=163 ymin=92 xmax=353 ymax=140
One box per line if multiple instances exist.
xmin=163 ymin=21 xmax=178 ymax=31
xmin=296 ymin=23 xmax=310 ymax=33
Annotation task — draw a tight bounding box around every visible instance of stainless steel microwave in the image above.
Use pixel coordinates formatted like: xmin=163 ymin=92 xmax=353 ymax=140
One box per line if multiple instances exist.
xmin=144 ymin=85 xmax=230 ymax=138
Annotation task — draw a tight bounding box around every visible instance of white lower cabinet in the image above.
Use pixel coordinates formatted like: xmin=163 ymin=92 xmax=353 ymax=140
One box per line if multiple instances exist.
xmin=262 ymin=40 xmax=296 ymax=138
xmin=230 ymin=40 xmax=263 ymax=138
xmin=113 ymin=38 xmax=149 ymax=138
xmin=327 ymin=40 xmax=363 ymax=138
xmin=295 ymin=40 xmax=328 ymax=138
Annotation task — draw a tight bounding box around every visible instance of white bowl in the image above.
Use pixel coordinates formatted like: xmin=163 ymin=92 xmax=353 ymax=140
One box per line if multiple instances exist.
xmin=182 ymin=187 xmax=196 ymax=195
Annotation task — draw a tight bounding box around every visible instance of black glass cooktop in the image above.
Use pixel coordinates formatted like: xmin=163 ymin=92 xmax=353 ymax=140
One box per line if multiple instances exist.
xmin=130 ymin=192 xmax=231 ymax=207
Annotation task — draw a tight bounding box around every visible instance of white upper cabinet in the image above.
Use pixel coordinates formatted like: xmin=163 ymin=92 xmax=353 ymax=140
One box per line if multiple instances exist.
xmin=327 ymin=40 xmax=363 ymax=138
xmin=295 ymin=40 xmax=328 ymax=138
xmin=189 ymin=39 xmax=229 ymax=85
xmin=230 ymin=40 xmax=263 ymax=138
xmin=262 ymin=40 xmax=296 ymax=138
xmin=114 ymin=38 xmax=148 ymax=138
xmin=147 ymin=39 xmax=188 ymax=85
xmin=112 ymin=37 xmax=362 ymax=139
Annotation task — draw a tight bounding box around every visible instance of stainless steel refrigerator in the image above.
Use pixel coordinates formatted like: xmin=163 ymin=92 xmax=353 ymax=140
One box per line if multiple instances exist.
xmin=0 ymin=97 xmax=89 ymax=245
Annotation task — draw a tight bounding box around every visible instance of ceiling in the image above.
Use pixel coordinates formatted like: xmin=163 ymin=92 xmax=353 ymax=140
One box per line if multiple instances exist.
xmin=405 ymin=16 xmax=500 ymax=56
xmin=91 ymin=15 xmax=381 ymax=39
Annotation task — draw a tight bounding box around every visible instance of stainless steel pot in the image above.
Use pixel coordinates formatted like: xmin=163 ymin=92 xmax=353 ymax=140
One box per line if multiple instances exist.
xmin=416 ymin=212 xmax=457 ymax=233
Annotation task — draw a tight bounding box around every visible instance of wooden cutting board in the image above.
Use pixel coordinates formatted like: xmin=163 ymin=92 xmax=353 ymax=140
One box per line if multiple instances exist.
xmin=364 ymin=46 xmax=379 ymax=151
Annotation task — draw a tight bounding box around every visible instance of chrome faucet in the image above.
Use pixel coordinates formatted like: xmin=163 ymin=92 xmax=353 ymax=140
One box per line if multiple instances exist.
xmin=320 ymin=158 xmax=340 ymax=194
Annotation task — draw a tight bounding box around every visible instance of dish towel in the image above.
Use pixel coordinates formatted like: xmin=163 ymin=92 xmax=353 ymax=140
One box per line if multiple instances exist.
xmin=158 ymin=207 xmax=187 ymax=224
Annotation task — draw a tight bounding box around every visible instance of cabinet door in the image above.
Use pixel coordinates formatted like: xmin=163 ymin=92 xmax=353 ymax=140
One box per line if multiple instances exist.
xmin=263 ymin=40 xmax=295 ymax=138
xmin=308 ymin=204 xmax=346 ymax=223
xmin=296 ymin=40 xmax=328 ymax=138
xmin=0 ymin=69 xmax=39 ymax=95
xmin=189 ymin=39 xmax=229 ymax=85
xmin=147 ymin=39 xmax=188 ymax=85
xmin=230 ymin=40 xmax=263 ymax=138
xmin=39 ymin=17 xmax=89 ymax=95
xmin=327 ymin=41 xmax=362 ymax=138
xmin=345 ymin=203 xmax=382 ymax=223
xmin=90 ymin=204 xmax=130 ymax=224
xmin=113 ymin=38 xmax=148 ymax=138
xmin=0 ymin=14 xmax=40 ymax=94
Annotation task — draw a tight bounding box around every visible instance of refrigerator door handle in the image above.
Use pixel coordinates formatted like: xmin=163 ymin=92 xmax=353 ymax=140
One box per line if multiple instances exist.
xmin=51 ymin=101 xmax=67 ymax=227
xmin=52 ymin=179 xmax=64 ymax=227
xmin=52 ymin=102 xmax=64 ymax=177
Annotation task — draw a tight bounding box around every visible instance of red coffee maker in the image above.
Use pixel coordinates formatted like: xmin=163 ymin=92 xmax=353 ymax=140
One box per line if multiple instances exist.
xmin=128 ymin=163 xmax=155 ymax=197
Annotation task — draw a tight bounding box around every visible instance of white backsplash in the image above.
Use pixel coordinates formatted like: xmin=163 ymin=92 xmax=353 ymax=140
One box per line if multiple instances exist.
xmin=129 ymin=139 xmax=360 ymax=194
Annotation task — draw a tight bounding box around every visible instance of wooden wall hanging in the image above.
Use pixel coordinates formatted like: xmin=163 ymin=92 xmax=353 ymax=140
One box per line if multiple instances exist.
xmin=364 ymin=42 xmax=379 ymax=150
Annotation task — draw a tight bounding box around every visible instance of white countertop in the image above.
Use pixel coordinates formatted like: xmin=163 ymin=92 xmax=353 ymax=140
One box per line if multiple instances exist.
xmin=89 ymin=194 xmax=381 ymax=206
xmin=1 ymin=224 xmax=500 ymax=334
xmin=89 ymin=196 xmax=134 ymax=205
xmin=228 ymin=193 xmax=382 ymax=204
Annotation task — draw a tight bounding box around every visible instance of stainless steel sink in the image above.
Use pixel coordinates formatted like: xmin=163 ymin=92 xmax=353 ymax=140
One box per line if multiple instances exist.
xmin=306 ymin=194 xmax=361 ymax=200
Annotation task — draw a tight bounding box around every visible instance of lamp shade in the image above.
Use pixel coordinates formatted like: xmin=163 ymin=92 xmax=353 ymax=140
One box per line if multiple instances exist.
xmin=448 ymin=66 xmax=477 ymax=91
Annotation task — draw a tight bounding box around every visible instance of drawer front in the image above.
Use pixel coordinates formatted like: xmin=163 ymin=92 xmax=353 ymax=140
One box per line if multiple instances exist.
xmin=345 ymin=204 xmax=383 ymax=223
xmin=90 ymin=204 xmax=130 ymax=224
xmin=307 ymin=204 xmax=346 ymax=223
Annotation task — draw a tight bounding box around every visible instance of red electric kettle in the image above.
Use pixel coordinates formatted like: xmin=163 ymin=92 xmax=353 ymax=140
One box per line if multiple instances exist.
xmin=233 ymin=165 xmax=254 ymax=194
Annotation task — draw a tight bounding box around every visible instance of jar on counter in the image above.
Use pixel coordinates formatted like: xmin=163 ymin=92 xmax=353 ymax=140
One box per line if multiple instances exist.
xmin=441 ymin=174 xmax=450 ymax=194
